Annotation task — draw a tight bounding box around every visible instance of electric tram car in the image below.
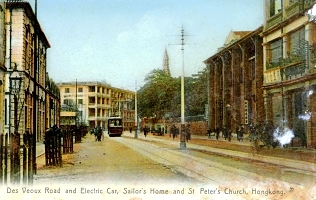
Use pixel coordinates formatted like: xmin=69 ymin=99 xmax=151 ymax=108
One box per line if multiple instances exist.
xmin=107 ymin=116 xmax=123 ymax=137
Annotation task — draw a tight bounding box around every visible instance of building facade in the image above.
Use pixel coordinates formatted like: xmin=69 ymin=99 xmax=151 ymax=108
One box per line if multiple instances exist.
xmin=4 ymin=2 xmax=60 ymax=141
xmin=57 ymin=81 xmax=135 ymax=130
xmin=262 ymin=0 xmax=316 ymax=148
xmin=204 ymin=0 xmax=316 ymax=148
xmin=0 ymin=1 xmax=60 ymax=184
xmin=204 ymin=28 xmax=264 ymax=135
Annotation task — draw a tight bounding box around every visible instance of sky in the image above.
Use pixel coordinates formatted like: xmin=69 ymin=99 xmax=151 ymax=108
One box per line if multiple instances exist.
xmin=26 ymin=0 xmax=264 ymax=91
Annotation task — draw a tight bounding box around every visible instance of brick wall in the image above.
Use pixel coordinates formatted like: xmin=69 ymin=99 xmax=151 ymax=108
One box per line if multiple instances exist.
xmin=172 ymin=121 xmax=208 ymax=136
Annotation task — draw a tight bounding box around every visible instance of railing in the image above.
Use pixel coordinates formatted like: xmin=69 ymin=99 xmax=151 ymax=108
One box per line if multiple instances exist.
xmin=266 ymin=12 xmax=282 ymax=29
xmin=265 ymin=60 xmax=307 ymax=84
xmin=285 ymin=1 xmax=304 ymax=18
xmin=304 ymin=0 xmax=316 ymax=9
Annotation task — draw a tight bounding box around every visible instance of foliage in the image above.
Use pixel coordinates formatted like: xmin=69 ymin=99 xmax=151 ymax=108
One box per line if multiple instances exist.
xmin=138 ymin=69 xmax=179 ymax=119
xmin=138 ymin=67 xmax=208 ymax=121
xmin=266 ymin=52 xmax=305 ymax=70
xmin=185 ymin=70 xmax=208 ymax=117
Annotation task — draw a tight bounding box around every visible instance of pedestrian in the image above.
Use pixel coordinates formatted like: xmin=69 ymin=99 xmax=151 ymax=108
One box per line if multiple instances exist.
xmin=222 ymin=127 xmax=227 ymax=140
xmin=240 ymin=126 xmax=244 ymax=142
xmin=216 ymin=127 xmax=220 ymax=140
xmin=185 ymin=124 xmax=191 ymax=142
xmin=129 ymin=127 xmax=132 ymax=133
xmin=236 ymin=126 xmax=241 ymax=142
xmin=144 ymin=126 xmax=148 ymax=137
xmin=227 ymin=128 xmax=232 ymax=142
xmin=207 ymin=129 xmax=212 ymax=139
xmin=94 ymin=126 xmax=100 ymax=142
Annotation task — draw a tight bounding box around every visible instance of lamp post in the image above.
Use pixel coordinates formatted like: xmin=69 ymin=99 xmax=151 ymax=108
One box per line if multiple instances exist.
xmin=10 ymin=69 xmax=22 ymax=133
xmin=9 ymin=68 xmax=22 ymax=184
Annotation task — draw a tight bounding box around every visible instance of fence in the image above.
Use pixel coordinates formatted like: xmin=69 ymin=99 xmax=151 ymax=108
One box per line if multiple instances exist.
xmin=0 ymin=134 xmax=8 ymax=184
xmin=11 ymin=132 xmax=20 ymax=184
xmin=63 ymin=130 xmax=73 ymax=154
xmin=0 ymin=132 xmax=34 ymax=185
xmin=45 ymin=126 xmax=62 ymax=167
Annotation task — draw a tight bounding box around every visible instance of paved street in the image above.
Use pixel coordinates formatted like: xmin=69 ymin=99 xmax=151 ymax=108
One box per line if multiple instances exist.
xmin=2 ymin=132 xmax=312 ymax=200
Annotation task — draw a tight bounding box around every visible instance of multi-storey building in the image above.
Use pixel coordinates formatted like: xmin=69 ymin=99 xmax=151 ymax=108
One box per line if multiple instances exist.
xmin=204 ymin=28 xmax=264 ymax=134
xmin=262 ymin=0 xmax=316 ymax=148
xmin=0 ymin=1 xmax=60 ymax=184
xmin=4 ymin=1 xmax=60 ymax=141
xmin=57 ymin=81 xmax=135 ymax=130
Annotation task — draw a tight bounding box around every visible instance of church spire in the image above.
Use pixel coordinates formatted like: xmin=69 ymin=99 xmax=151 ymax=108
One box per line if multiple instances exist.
xmin=163 ymin=47 xmax=171 ymax=76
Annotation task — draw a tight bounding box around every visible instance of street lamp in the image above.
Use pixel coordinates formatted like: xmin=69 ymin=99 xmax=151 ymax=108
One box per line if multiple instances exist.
xmin=10 ymin=69 xmax=22 ymax=133
xmin=9 ymin=67 xmax=22 ymax=184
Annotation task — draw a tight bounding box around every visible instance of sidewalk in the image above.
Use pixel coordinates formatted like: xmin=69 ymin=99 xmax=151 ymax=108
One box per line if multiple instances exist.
xmin=36 ymin=142 xmax=45 ymax=158
xmin=123 ymin=131 xmax=316 ymax=174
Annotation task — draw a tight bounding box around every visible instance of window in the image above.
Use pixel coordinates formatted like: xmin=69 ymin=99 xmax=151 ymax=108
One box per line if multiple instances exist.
xmin=63 ymin=99 xmax=74 ymax=106
xmin=290 ymin=28 xmax=306 ymax=58
xmin=89 ymin=86 xmax=95 ymax=92
xmin=65 ymin=88 xmax=70 ymax=93
xmin=270 ymin=39 xmax=283 ymax=64
xmin=244 ymin=100 xmax=249 ymax=124
xmin=78 ymin=87 xmax=83 ymax=92
xmin=269 ymin=0 xmax=282 ymax=17
xmin=78 ymin=99 xmax=83 ymax=104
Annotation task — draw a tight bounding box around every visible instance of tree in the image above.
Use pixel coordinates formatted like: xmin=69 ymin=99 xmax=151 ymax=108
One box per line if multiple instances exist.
xmin=138 ymin=67 xmax=209 ymax=122
xmin=185 ymin=69 xmax=208 ymax=117
xmin=138 ymin=69 xmax=179 ymax=120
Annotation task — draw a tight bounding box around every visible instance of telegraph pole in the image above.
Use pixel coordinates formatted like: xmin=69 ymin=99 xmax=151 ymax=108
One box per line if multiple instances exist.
xmin=168 ymin=27 xmax=189 ymax=149
xmin=179 ymin=27 xmax=186 ymax=149
xmin=134 ymin=81 xmax=138 ymax=139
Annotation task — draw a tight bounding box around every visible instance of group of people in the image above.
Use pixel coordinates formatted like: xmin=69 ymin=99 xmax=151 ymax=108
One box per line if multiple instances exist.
xmin=93 ymin=126 xmax=103 ymax=142
xmin=170 ymin=124 xmax=191 ymax=142
xmin=208 ymin=125 xmax=245 ymax=142
xmin=170 ymin=125 xmax=179 ymax=139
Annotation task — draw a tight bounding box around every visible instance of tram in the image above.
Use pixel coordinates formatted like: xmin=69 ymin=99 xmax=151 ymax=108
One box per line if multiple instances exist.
xmin=107 ymin=116 xmax=123 ymax=137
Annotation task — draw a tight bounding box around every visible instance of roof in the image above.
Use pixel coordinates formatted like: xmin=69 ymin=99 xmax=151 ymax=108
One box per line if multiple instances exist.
xmin=203 ymin=26 xmax=263 ymax=64
xmin=224 ymin=31 xmax=252 ymax=46
xmin=6 ymin=2 xmax=51 ymax=48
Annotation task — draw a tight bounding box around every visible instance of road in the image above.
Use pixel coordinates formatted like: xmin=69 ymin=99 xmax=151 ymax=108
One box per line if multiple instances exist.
xmin=2 ymin=133 xmax=314 ymax=200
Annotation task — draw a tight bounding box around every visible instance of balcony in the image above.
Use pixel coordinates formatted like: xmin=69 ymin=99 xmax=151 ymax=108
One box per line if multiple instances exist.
xmin=266 ymin=12 xmax=282 ymax=29
xmin=88 ymin=116 xmax=96 ymax=121
xmin=285 ymin=1 xmax=303 ymax=19
xmin=282 ymin=61 xmax=307 ymax=80
xmin=265 ymin=60 xmax=307 ymax=85
xmin=305 ymin=0 xmax=316 ymax=9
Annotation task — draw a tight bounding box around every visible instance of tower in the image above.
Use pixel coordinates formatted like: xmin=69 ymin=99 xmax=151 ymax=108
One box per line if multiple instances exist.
xmin=163 ymin=48 xmax=171 ymax=76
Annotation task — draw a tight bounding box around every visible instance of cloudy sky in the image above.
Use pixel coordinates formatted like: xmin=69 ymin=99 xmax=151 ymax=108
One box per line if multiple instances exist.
xmin=27 ymin=0 xmax=264 ymax=91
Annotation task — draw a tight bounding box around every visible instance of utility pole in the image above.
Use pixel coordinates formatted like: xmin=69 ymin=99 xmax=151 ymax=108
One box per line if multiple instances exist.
xmin=168 ymin=27 xmax=190 ymax=149
xmin=134 ymin=81 xmax=138 ymax=139
xmin=179 ymin=27 xmax=186 ymax=150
